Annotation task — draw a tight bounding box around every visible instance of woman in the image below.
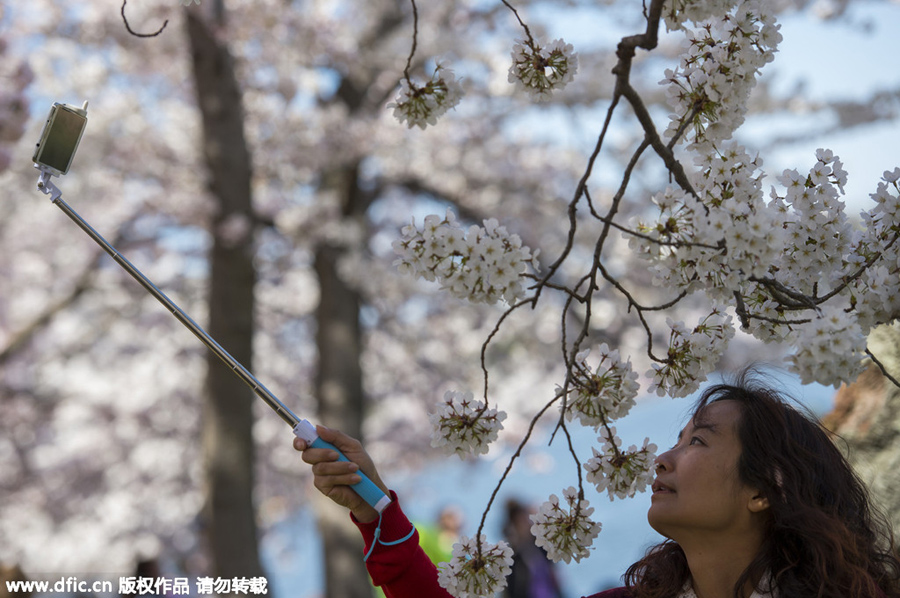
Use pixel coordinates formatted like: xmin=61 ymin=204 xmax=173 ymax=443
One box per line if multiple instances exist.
xmin=295 ymin=372 xmax=900 ymax=597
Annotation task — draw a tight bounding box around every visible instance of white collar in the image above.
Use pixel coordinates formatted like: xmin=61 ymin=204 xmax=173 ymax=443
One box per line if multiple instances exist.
xmin=678 ymin=580 xmax=776 ymax=598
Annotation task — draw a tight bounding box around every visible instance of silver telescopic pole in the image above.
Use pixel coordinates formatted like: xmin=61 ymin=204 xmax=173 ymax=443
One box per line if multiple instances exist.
xmin=39 ymin=174 xmax=300 ymax=428
xmin=37 ymin=167 xmax=392 ymax=514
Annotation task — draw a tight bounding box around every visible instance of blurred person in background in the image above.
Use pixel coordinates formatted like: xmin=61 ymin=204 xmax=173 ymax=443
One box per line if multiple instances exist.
xmin=503 ymin=498 xmax=564 ymax=598
xmin=417 ymin=505 xmax=463 ymax=566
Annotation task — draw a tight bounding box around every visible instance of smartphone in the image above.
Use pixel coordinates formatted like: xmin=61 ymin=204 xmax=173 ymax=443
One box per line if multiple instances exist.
xmin=32 ymin=102 xmax=88 ymax=176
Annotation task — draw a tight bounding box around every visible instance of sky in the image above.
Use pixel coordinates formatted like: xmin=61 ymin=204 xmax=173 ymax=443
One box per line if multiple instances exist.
xmin=742 ymin=0 xmax=900 ymax=210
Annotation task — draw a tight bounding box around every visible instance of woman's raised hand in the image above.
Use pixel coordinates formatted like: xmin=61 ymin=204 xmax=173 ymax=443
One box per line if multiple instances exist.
xmin=293 ymin=425 xmax=390 ymax=523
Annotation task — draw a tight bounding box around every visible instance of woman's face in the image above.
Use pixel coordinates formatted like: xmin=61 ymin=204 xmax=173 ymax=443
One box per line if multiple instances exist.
xmin=648 ymin=400 xmax=769 ymax=544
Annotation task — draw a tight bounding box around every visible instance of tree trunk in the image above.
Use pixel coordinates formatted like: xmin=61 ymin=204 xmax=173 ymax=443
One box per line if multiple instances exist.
xmin=186 ymin=3 xmax=265 ymax=581
xmin=824 ymin=323 xmax=900 ymax=535
xmin=313 ymin=162 xmax=374 ymax=598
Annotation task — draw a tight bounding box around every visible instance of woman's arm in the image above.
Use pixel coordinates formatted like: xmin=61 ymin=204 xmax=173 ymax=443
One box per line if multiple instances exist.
xmin=294 ymin=427 xmax=453 ymax=598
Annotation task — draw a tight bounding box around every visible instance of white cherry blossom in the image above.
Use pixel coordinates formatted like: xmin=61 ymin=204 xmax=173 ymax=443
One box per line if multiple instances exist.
xmin=508 ymin=38 xmax=578 ymax=102
xmin=562 ymin=345 xmax=639 ymax=429
xmin=584 ymin=428 xmax=658 ymax=501
xmin=429 ymin=391 xmax=507 ymax=458
xmin=787 ymin=305 xmax=867 ymax=389
xmin=530 ymin=487 xmax=602 ymax=564
xmin=437 ymin=535 xmax=514 ymax=598
xmin=392 ymin=209 xmax=539 ymax=305
xmin=661 ymin=0 xmax=781 ymax=151
xmin=389 ymin=65 xmax=464 ymax=130
xmin=646 ymin=310 xmax=734 ymax=399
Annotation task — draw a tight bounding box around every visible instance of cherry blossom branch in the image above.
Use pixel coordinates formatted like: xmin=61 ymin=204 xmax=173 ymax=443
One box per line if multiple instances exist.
xmin=741 ymin=230 xmax=899 ymax=315
xmin=559 ymin=419 xmax=586 ymax=506
xmin=535 ymin=0 xmax=690 ymax=364
xmin=618 ymin=83 xmax=696 ymax=198
xmin=473 ymin=391 xmax=563 ymax=556
xmin=478 ymin=298 xmax=536 ymax=405
xmin=499 ymin=0 xmax=536 ymax=46
xmin=748 ymin=276 xmax=821 ymax=310
xmin=400 ymin=0 xmax=900 ymax=586
xmin=402 ymin=0 xmax=419 ymax=86
xmin=866 ymin=348 xmax=900 ymax=389
xmin=817 ymin=231 xmax=900 ymax=303
xmin=534 ymin=85 xmax=622 ymax=302
xmin=121 ymin=0 xmax=169 ymax=38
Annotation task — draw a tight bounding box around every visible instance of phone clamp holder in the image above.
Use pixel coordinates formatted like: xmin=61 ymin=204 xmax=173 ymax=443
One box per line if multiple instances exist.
xmin=35 ymin=165 xmax=63 ymax=203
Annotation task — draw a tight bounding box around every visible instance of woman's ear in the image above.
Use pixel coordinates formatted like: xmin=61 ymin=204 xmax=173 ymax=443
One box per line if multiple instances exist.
xmin=748 ymin=491 xmax=770 ymax=513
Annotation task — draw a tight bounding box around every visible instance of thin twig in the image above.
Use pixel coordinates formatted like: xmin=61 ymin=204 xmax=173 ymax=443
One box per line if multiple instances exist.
xmin=479 ymin=298 xmax=533 ymax=403
xmin=121 ymin=0 xmax=169 ymax=38
xmin=474 ymin=392 xmax=563 ymax=546
xmin=866 ymin=348 xmax=900 ymax=389
xmin=595 ymin=213 xmax=721 ymax=250
xmin=559 ymin=421 xmax=585 ymax=503
xmin=533 ymin=92 xmax=622 ymax=305
xmin=746 ymin=312 xmax=810 ymax=326
xmin=499 ymin=0 xmax=535 ymax=45
xmin=402 ymin=0 xmax=419 ymax=85
xmin=818 ymin=231 xmax=900 ymax=303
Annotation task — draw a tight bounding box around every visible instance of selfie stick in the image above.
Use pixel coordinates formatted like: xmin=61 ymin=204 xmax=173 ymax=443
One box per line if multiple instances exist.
xmin=34 ymin=165 xmax=391 ymax=514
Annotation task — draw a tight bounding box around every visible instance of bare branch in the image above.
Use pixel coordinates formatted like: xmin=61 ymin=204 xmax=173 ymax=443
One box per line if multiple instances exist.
xmin=866 ymin=348 xmax=900 ymax=390
xmin=474 ymin=391 xmax=563 ymax=545
xmin=121 ymin=0 xmax=169 ymax=38
xmin=402 ymin=0 xmax=419 ymax=85
xmin=499 ymin=0 xmax=536 ymax=46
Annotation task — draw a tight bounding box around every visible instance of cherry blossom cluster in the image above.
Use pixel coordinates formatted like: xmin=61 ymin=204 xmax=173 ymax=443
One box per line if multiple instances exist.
xmin=647 ymin=310 xmax=735 ymax=399
xmin=437 ymin=535 xmax=514 ymax=598
xmin=584 ymin=427 xmax=658 ymax=501
xmin=529 ymin=486 xmax=602 ymax=564
xmin=853 ymin=168 xmax=900 ymax=331
xmin=507 ymin=38 xmax=578 ymax=102
xmin=0 ymin=38 xmax=32 ymax=173
xmin=632 ymin=142 xmax=779 ymax=302
xmin=769 ymin=149 xmax=855 ymax=297
xmin=388 ymin=65 xmax=464 ymax=130
xmin=663 ymin=0 xmax=740 ymax=30
xmin=428 ymin=390 xmax=507 ymax=457
xmin=562 ymin=345 xmax=639 ymax=429
xmin=661 ymin=0 xmax=781 ymax=152
xmin=392 ymin=209 xmax=540 ymax=305
xmin=787 ymin=305 xmax=867 ymax=388
xmin=763 ymin=154 xmax=896 ymax=387
xmin=635 ymin=146 xmax=898 ymax=389
xmin=388 ymin=9 xmax=578 ymax=128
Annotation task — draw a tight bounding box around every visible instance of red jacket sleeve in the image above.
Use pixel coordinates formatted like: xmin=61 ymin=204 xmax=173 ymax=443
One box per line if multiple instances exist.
xmin=352 ymin=493 xmax=629 ymax=598
xmin=352 ymin=492 xmax=453 ymax=598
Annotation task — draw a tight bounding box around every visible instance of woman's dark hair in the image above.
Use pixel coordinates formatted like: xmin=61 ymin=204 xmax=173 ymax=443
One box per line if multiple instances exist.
xmin=623 ymin=368 xmax=900 ymax=598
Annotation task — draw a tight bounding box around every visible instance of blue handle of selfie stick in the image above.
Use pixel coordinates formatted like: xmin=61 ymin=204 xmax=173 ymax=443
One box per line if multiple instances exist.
xmin=293 ymin=420 xmax=391 ymax=514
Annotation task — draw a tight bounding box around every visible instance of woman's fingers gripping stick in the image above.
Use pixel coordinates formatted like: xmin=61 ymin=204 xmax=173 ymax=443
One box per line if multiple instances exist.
xmin=292 ymin=419 xmax=392 ymax=514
